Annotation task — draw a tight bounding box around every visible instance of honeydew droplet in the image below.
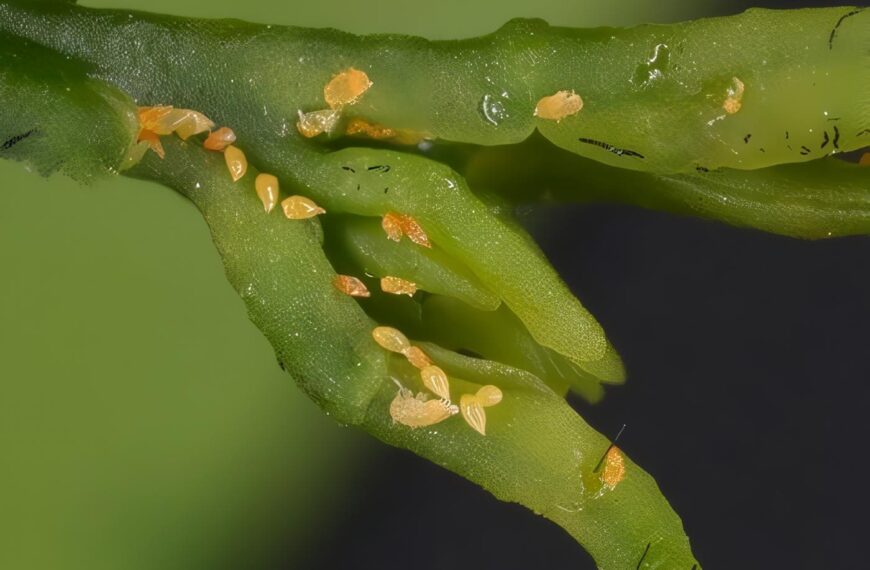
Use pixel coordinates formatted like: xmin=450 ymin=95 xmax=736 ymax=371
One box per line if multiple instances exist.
xmin=479 ymin=93 xmax=509 ymax=127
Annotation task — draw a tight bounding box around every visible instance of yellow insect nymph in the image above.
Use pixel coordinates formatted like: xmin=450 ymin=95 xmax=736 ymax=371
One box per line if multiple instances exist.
xmin=389 ymin=380 xmax=458 ymax=428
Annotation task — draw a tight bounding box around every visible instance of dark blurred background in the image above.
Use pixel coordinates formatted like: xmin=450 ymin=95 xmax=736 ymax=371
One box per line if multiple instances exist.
xmin=1 ymin=0 xmax=866 ymax=569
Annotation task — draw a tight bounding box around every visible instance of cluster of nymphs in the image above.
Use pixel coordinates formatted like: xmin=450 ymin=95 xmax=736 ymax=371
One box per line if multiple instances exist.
xmin=371 ymin=326 xmax=503 ymax=436
xmin=295 ymin=67 xmax=428 ymax=144
xmin=333 ymin=210 xmax=430 ymax=298
xmin=135 ymin=105 xmax=326 ymax=218
xmin=133 ymin=68 xmax=625 ymax=437
xmin=334 ymin=273 xmax=419 ymax=298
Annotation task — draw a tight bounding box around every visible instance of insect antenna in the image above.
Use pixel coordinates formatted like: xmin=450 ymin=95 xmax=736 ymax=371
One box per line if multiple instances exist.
xmin=593 ymin=423 xmax=627 ymax=473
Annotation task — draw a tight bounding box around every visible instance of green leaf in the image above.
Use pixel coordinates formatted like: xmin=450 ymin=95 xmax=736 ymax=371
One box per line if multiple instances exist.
xmin=0 ymin=32 xmax=137 ymax=181
xmin=464 ymin=133 xmax=870 ymax=239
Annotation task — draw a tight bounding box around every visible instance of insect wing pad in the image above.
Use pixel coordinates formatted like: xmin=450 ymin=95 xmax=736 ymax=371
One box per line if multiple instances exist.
xmin=419 ymin=365 xmax=451 ymax=401
xmin=460 ymin=393 xmax=487 ymax=435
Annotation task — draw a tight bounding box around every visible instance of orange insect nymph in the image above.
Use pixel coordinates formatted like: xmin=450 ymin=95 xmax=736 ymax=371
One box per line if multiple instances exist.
xmin=534 ymin=90 xmax=584 ymax=121
xmin=333 ymin=274 xmax=371 ymax=298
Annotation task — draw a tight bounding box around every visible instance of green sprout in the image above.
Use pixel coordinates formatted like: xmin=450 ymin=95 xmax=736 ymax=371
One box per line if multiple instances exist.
xmin=1 ymin=1 xmax=867 ymax=567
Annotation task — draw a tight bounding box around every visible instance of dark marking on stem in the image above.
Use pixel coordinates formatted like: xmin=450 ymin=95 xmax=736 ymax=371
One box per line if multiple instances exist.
xmin=833 ymin=126 xmax=840 ymax=149
xmin=593 ymin=423 xmax=627 ymax=473
xmin=356 ymin=184 xmax=361 ymax=191
xmin=636 ymin=543 xmax=651 ymax=569
xmin=759 ymin=148 xmax=765 ymax=153
xmin=827 ymin=117 xmax=841 ymax=122
xmin=277 ymin=359 xmax=286 ymax=371
xmin=695 ymin=166 xmax=710 ymax=173
xmin=456 ymin=347 xmax=484 ymax=359
xmin=383 ymin=187 xmax=389 ymax=194
xmin=821 ymin=131 xmax=830 ymax=149
xmin=829 ymin=9 xmax=863 ymax=49
xmin=578 ymin=137 xmax=645 ymax=159
xmin=1 ymin=129 xmax=36 ymax=151
xmin=743 ymin=133 xmax=752 ymax=144
xmin=858 ymin=129 xmax=870 ymax=137
xmin=800 ymin=146 xmax=811 ymax=155
xmin=341 ymin=165 xmax=356 ymax=173
xmin=368 ymin=164 xmax=391 ymax=173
